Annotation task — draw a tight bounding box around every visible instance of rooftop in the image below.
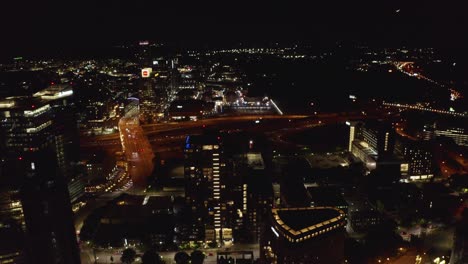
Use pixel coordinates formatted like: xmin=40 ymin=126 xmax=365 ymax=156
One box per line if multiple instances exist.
xmin=276 ymin=207 xmax=341 ymax=231
xmin=272 ymin=207 xmax=346 ymax=242
xmin=185 ymin=134 xmax=221 ymax=146
xmin=307 ymin=187 xmax=348 ymax=208
xmin=0 ymin=85 xmax=73 ymax=110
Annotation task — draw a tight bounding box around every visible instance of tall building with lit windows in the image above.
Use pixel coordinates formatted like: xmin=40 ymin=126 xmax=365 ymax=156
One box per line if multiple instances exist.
xmin=184 ymin=135 xmax=243 ymax=244
xmin=360 ymin=122 xmax=396 ymax=159
xmin=396 ymin=139 xmax=434 ymax=181
xmin=0 ymin=85 xmax=81 ymax=263
xmin=350 ymin=121 xmax=397 ymax=172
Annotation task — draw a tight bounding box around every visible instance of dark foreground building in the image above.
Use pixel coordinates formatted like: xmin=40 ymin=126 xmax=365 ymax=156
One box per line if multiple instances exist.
xmin=0 ymin=85 xmax=81 ymax=263
xmin=261 ymin=207 xmax=346 ymax=264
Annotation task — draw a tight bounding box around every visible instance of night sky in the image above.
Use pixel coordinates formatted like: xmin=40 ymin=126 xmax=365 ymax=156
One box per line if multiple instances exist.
xmin=1 ymin=1 xmax=467 ymax=57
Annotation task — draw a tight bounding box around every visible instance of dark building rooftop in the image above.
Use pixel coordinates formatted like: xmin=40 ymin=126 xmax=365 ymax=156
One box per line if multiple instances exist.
xmin=271 ymin=207 xmax=346 ymax=242
xmin=306 ymin=187 xmax=348 ymax=209
xmin=185 ymin=134 xmax=221 ymax=146
xmin=276 ymin=208 xmax=341 ymax=231
xmin=0 ymin=84 xmax=73 ymax=110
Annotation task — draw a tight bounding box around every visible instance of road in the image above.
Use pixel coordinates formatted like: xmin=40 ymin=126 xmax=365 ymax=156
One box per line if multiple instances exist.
xmin=80 ymin=115 xmax=308 ymax=147
xmin=118 ymin=108 xmax=154 ymax=187
xmin=82 ymin=243 xmax=259 ymax=264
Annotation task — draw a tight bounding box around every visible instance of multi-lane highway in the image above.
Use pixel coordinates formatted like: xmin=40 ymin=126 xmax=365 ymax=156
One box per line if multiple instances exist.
xmin=81 ymin=115 xmax=308 ymax=146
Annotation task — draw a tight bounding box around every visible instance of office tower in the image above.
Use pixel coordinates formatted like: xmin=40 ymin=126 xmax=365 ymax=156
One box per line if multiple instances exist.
xmin=0 ymin=85 xmax=81 ymax=263
xmin=242 ymin=153 xmax=273 ymax=243
xmin=184 ymin=135 xmax=242 ymax=244
xmin=397 ymin=140 xmax=434 ymax=181
xmin=261 ymin=207 xmax=346 ymax=264
xmin=138 ymin=78 xmax=159 ymax=122
xmin=350 ymin=120 xmax=399 ymax=178
xmin=360 ymin=121 xmax=395 ymax=160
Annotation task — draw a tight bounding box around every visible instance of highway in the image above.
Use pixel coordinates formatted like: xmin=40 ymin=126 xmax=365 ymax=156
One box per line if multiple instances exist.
xmin=80 ymin=115 xmax=308 ymax=146
xmin=80 ymin=112 xmax=376 ymax=173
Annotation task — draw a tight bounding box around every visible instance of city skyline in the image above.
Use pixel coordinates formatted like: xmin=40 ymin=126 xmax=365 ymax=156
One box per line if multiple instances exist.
xmin=1 ymin=3 xmax=468 ymax=264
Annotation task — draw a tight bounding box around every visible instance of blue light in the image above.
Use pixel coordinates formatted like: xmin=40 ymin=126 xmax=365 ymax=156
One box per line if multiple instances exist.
xmin=186 ymin=143 xmax=190 ymax=149
xmin=185 ymin=136 xmax=190 ymax=144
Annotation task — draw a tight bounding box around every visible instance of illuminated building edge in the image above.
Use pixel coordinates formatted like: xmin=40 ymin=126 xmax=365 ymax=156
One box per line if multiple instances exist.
xmin=271 ymin=207 xmax=346 ymax=243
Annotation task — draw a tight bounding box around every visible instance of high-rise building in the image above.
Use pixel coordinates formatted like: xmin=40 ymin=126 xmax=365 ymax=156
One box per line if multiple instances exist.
xmin=0 ymin=85 xmax=81 ymax=263
xmin=360 ymin=122 xmax=396 ymax=160
xmin=397 ymin=139 xmax=434 ymax=181
xmin=184 ymin=135 xmax=243 ymax=244
xmin=138 ymin=78 xmax=159 ymax=122
xmin=261 ymin=207 xmax=346 ymax=264
xmin=239 ymin=152 xmax=272 ymax=243
xmin=349 ymin=120 xmax=400 ymax=180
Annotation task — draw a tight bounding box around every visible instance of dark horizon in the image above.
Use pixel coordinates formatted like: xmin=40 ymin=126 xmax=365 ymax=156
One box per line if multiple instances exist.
xmin=2 ymin=2 xmax=468 ymax=59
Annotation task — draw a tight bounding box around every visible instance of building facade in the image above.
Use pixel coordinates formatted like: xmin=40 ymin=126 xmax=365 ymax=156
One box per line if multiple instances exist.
xmin=0 ymin=85 xmax=81 ymax=263
xmin=184 ymin=135 xmax=243 ymax=244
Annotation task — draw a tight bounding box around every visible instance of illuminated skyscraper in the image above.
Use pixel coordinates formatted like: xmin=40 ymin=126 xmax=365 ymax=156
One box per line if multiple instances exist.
xmin=0 ymin=85 xmax=81 ymax=263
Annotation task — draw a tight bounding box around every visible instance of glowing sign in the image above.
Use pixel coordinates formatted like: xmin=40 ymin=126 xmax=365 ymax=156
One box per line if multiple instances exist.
xmin=141 ymin=68 xmax=152 ymax=78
